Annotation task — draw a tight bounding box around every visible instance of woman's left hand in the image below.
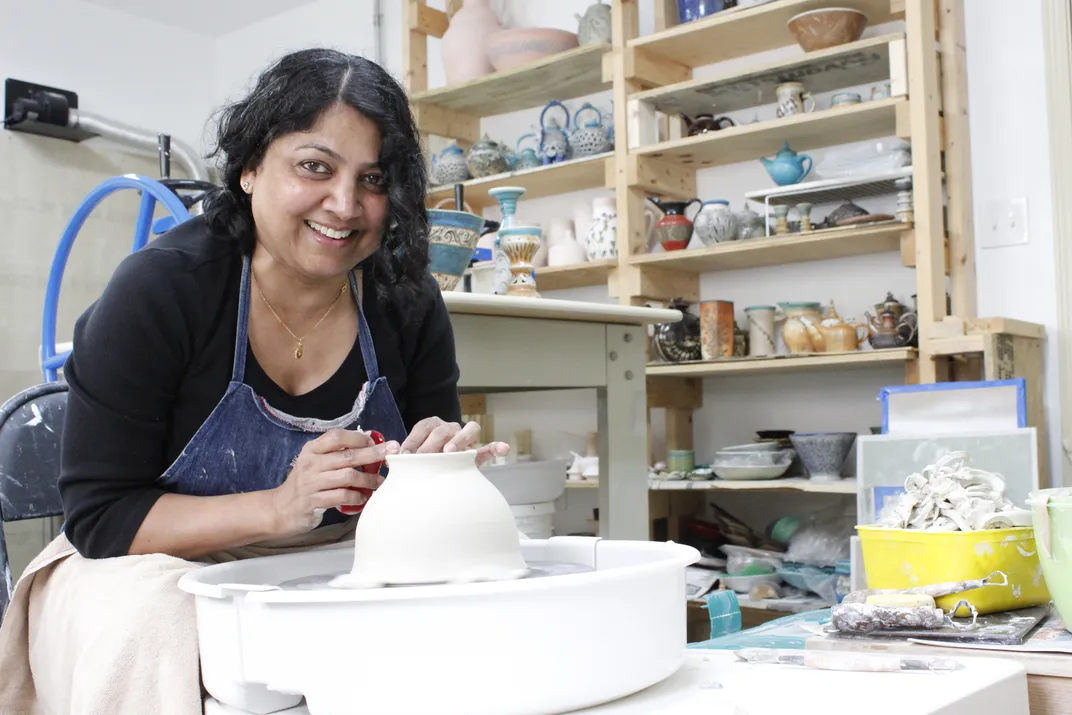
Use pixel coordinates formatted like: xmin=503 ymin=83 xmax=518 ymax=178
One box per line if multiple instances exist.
xmin=400 ymin=417 xmax=510 ymax=467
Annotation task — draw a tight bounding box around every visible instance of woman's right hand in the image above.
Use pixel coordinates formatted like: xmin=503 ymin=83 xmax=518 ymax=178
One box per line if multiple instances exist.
xmin=270 ymin=429 xmax=400 ymax=536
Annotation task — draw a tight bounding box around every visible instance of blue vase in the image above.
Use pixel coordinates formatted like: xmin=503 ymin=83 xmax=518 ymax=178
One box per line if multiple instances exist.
xmin=677 ymin=0 xmax=737 ymax=23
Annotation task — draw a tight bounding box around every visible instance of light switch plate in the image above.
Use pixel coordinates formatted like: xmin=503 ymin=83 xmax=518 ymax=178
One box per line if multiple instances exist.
xmin=980 ymin=197 xmax=1029 ymax=248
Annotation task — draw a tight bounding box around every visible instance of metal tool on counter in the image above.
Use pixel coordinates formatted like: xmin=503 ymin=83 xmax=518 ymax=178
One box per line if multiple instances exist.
xmin=338 ymin=429 xmax=386 ymax=516
xmin=734 ymin=649 xmax=964 ymax=674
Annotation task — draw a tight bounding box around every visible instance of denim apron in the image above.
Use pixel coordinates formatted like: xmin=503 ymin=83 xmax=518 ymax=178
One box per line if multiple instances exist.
xmin=157 ymin=255 xmax=407 ymax=524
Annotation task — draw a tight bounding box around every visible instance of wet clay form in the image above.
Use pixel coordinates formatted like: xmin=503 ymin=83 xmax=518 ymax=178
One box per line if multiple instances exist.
xmin=337 ymin=450 xmax=529 ymax=588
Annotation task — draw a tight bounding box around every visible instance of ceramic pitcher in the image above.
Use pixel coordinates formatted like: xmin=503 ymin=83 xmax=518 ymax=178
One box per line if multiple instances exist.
xmin=648 ymin=197 xmax=700 ymax=251
xmin=775 ymin=82 xmax=816 ymax=118
xmin=441 ymin=0 xmax=502 ymax=85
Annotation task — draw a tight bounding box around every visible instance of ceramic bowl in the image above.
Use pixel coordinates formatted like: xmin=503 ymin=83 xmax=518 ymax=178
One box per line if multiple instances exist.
xmin=486 ymin=28 xmax=580 ymax=72
xmin=427 ymin=208 xmax=484 ymax=292
xmin=342 ymin=450 xmax=529 ymax=588
xmin=713 ymin=449 xmax=793 ymax=467
xmin=719 ymin=572 xmax=782 ymax=594
xmin=480 ymin=458 xmax=569 ymax=505
xmin=788 ymin=432 xmax=857 ymax=480
xmin=787 ymin=8 xmax=868 ymax=52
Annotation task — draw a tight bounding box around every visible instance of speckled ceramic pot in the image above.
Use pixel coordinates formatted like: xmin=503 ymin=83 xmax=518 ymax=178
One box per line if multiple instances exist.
xmin=789 ymin=432 xmax=857 ymax=481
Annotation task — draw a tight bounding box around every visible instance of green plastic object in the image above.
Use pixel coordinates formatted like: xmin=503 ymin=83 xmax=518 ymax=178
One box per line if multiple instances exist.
xmin=703 ymin=591 xmax=742 ymax=639
xmin=1029 ymin=488 xmax=1072 ymax=631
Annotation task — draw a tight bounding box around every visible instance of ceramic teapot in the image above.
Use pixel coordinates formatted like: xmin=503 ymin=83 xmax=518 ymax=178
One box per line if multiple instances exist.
xmin=538 ymin=100 xmax=571 ymax=164
xmin=466 ymin=135 xmax=511 ymax=178
xmin=576 ymin=1 xmax=612 ymax=45
xmin=682 ymin=113 xmax=736 ymax=136
xmin=570 ymin=103 xmax=611 ymax=157
xmin=805 ymin=300 xmax=867 ymax=353
xmin=653 ymin=298 xmax=702 ymax=362
xmin=760 ymin=141 xmax=813 ymax=186
xmin=430 ymin=142 xmax=471 ymax=185
xmin=514 ymin=132 xmax=543 ymax=171
xmin=648 ymin=196 xmax=701 ymax=251
xmin=866 ymin=306 xmax=918 ymax=349
xmin=339 ymin=450 xmax=529 ymax=588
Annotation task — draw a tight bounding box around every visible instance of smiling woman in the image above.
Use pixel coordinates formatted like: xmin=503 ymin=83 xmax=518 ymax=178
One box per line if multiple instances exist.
xmin=0 ymin=48 xmax=509 ymax=714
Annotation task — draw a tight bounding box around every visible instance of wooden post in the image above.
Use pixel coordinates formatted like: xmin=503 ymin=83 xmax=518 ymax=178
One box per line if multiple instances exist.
xmin=653 ymin=0 xmax=679 ymax=32
xmin=939 ymin=0 xmax=978 ymax=320
xmin=403 ymin=1 xmax=429 ymax=94
xmin=906 ymin=0 xmax=946 ymax=383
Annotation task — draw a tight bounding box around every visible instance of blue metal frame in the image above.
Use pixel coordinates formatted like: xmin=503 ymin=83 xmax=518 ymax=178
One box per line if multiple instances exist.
xmin=876 ymin=378 xmax=1028 ymax=433
xmin=41 ymin=175 xmax=192 ymax=382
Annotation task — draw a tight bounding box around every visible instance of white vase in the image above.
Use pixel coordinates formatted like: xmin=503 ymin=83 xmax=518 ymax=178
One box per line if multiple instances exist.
xmin=584 ymin=196 xmax=619 ymax=260
xmin=547 ymin=218 xmax=587 ymax=266
xmin=693 ymin=200 xmax=738 ymax=246
xmin=340 ymin=450 xmax=528 ymax=588
xmin=745 ymin=305 xmax=777 ymax=357
xmin=441 ymin=0 xmax=502 ymax=85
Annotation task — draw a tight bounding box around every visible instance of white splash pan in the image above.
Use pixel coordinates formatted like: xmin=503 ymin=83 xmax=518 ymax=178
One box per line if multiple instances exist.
xmin=179 ymin=536 xmax=699 ymax=715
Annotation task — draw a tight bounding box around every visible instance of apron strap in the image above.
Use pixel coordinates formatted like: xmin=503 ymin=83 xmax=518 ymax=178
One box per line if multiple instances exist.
xmin=350 ymin=270 xmax=381 ymax=383
xmin=232 ymin=255 xmax=254 ymax=383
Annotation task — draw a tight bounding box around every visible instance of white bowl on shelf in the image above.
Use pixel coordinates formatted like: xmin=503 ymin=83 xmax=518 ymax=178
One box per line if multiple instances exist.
xmin=480 ymin=458 xmax=569 ymax=505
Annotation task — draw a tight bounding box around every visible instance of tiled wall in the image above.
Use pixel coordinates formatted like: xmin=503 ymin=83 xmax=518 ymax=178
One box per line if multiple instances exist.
xmin=1 ymin=130 xmax=181 ymax=580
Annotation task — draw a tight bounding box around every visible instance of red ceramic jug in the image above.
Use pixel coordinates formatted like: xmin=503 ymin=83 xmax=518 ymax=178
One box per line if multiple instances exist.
xmin=649 ymin=197 xmax=701 ymax=251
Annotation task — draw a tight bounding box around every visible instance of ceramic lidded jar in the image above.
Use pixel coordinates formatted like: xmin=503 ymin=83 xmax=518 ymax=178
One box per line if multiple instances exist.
xmin=653 ymin=298 xmax=702 ymax=362
xmin=441 ymin=0 xmax=502 ymax=85
xmin=466 ymin=135 xmax=510 ymax=178
xmin=693 ymin=200 xmax=738 ymax=246
xmin=576 ymin=1 xmax=612 ymax=45
xmin=339 ymin=450 xmax=529 ymax=588
xmin=584 ymin=196 xmax=619 ymax=260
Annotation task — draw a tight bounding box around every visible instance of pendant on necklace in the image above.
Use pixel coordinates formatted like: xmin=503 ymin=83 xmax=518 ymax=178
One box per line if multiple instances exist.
xmin=295 ymin=340 xmax=304 ymax=359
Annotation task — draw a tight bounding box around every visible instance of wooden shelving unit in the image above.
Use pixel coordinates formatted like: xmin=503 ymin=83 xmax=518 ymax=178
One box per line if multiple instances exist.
xmin=405 ymin=0 xmax=1047 ymax=544
xmin=649 ymin=477 xmax=858 ymax=495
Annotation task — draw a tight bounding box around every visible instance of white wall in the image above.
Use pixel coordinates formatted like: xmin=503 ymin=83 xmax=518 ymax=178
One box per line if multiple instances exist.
xmin=963 ymin=0 xmax=1062 ymax=486
xmin=0 ymin=0 xmax=216 ymax=151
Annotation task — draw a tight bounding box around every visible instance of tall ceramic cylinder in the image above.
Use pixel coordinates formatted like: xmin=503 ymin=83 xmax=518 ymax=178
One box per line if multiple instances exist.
xmin=745 ymin=305 xmax=776 ymax=357
xmin=699 ymin=300 xmax=735 ymax=360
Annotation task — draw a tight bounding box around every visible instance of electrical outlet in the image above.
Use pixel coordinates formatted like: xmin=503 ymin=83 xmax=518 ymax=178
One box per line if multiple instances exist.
xmin=980 ymin=197 xmax=1029 ymax=249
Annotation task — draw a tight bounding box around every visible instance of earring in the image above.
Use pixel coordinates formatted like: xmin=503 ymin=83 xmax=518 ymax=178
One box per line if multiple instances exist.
xmin=241 ymin=181 xmax=250 ymax=192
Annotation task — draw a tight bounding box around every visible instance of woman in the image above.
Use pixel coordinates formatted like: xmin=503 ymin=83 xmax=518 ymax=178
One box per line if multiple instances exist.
xmin=0 ymin=48 xmax=506 ymax=713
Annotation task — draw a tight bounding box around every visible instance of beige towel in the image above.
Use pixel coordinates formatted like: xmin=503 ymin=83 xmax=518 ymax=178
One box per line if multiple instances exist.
xmin=0 ymin=520 xmax=357 ymax=715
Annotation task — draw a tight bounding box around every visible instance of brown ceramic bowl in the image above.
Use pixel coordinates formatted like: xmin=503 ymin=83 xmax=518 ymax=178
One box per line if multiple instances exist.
xmin=486 ymin=28 xmax=580 ymax=72
xmin=787 ymin=8 xmax=868 ymax=52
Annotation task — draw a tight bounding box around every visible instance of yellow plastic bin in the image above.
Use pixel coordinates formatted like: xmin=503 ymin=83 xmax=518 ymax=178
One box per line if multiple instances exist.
xmin=856 ymin=525 xmax=1050 ymax=615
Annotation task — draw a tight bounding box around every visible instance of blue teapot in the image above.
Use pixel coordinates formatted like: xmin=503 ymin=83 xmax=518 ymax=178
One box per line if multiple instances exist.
xmin=760 ymin=142 xmax=813 ymax=186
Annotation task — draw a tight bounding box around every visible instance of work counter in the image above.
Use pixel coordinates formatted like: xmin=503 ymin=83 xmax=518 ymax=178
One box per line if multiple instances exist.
xmin=442 ymin=292 xmax=680 ymax=541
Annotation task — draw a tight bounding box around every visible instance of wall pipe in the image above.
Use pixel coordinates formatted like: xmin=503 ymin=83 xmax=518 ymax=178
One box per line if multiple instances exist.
xmin=66 ymin=108 xmax=211 ymax=182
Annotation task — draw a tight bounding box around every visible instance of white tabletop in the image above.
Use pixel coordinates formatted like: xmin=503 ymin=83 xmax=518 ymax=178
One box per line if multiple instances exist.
xmin=443 ymin=292 xmax=681 ymax=326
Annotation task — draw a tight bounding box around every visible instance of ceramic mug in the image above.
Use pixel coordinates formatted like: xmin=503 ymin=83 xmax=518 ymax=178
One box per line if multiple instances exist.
xmin=667 ymin=449 xmax=695 ymax=473
xmin=831 ymin=92 xmax=862 ymax=108
xmin=871 ymin=81 xmax=892 ymax=100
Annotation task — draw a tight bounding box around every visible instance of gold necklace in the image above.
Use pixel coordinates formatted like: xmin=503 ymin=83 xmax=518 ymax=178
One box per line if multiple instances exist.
xmin=254 ymin=275 xmax=348 ymax=359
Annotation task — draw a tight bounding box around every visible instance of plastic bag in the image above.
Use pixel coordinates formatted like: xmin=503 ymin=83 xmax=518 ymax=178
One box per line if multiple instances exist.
xmin=785 ymin=504 xmax=855 ymax=568
xmin=814 ymin=138 xmax=911 ymax=180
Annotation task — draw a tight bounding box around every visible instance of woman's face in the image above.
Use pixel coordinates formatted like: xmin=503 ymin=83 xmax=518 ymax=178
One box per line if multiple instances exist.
xmin=242 ymin=102 xmax=389 ymax=282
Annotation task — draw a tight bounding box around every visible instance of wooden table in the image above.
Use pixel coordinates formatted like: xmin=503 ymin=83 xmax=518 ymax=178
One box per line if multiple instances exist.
xmin=443 ymin=292 xmax=679 ymax=541
xmin=806 ymin=634 xmax=1072 ymax=714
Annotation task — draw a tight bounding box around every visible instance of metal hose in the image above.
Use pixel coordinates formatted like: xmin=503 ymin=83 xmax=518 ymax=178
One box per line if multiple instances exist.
xmin=67 ymin=108 xmax=211 ymax=182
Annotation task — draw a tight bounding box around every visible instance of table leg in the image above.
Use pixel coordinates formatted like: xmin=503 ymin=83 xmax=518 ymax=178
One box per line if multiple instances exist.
xmin=597 ymin=324 xmax=649 ymax=540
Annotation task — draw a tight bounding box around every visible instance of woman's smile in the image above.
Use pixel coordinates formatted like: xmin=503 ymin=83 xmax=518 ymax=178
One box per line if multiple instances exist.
xmin=304 ymin=219 xmax=360 ymax=247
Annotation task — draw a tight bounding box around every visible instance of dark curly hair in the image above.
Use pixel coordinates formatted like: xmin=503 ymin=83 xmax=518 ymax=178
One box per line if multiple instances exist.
xmin=203 ymin=48 xmax=430 ymax=297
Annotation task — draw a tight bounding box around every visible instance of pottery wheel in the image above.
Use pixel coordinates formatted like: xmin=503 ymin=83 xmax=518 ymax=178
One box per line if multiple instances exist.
xmin=279 ymin=560 xmax=594 ymax=591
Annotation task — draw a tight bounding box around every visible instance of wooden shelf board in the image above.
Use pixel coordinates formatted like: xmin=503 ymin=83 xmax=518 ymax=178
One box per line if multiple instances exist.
xmin=646 ymin=348 xmax=916 ymax=378
xmin=634 ymin=98 xmax=904 ymax=168
xmin=635 ymin=33 xmax=903 ymax=118
xmin=427 ymin=153 xmax=612 ymax=210
xmin=537 ymin=260 xmax=616 ymax=292
xmin=649 ymin=477 xmax=857 ymax=494
xmin=411 ymin=44 xmax=611 ymax=117
xmin=629 ymin=223 xmax=906 ymax=273
xmin=629 ymin=0 xmax=904 ymax=68
xmin=566 ymin=480 xmax=600 ymax=489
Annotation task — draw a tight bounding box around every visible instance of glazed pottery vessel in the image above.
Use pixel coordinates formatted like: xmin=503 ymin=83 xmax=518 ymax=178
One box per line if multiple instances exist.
xmin=538 ymin=100 xmax=571 ymax=164
xmin=693 ymin=200 xmax=738 ymax=246
xmin=788 ymin=432 xmax=857 ymax=481
xmin=570 ymin=103 xmax=612 ymax=157
xmin=699 ymin=300 xmax=735 ymax=360
xmin=486 ymin=28 xmax=579 ymax=72
xmin=653 ymin=298 xmax=702 ymax=362
xmin=735 ymin=206 xmax=765 ymax=239
xmin=787 ymin=8 xmax=868 ymax=52
xmin=682 ymin=113 xmax=735 ymax=136
xmin=815 ymin=300 xmax=867 ymax=352
xmin=760 ymin=142 xmax=813 ymax=186
xmin=345 ymin=450 xmax=529 ymax=587
xmin=667 ymin=449 xmax=695 ymax=473
xmin=775 ymin=82 xmax=816 ymax=118
xmin=489 ymin=186 xmax=528 ymax=293
xmin=466 ymin=135 xmax=511 ymax=178
xmin=576 ymin=1 xmax=613 ymax=45
xmin=677 ymin=0 xmax=737 ymax=23
xmin=427 ymin=208 xmax=484 ymax=291
xmin=584 ymin=196 xmax=619 ymax=260
xmin=430 ymin=142 xmax=471 ymax=185
xmin=513 ymin=133 xmax=543 ymax=170
xmin=871 ymin=80 xmax=892 ymax=100
xmin=745 ymin=305 xmax=776 ymax=357
xmin=441 ymin=0 xmax=502 ymax=85
xmin=649 ymin=197 xmax=700 ymax=251
xmin=831 ymin=91 xmax=862 ymax=108
xmin=778 ymin=301 xmax=823 ymax=353
xmin=498 ymin=226 xmax=543 ymax=298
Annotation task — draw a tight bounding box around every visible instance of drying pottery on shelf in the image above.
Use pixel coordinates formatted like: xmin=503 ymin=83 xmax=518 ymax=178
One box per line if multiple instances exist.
xmin=498 ymin=225 xmax=543 ymax=297
xmin=653 ymin=298 xmax=702 ymax=362
xmin=787 ymin=7 xmax=868 ymax=52
xmin=760 ymin=142 xmax=813 ymax=186
xmin=583 ymin=196 xmax=621 ymax=260
xmin=576 ymin=1 xmax=613 ymax=45
xmin=693 ymin=200 xmax=738 ymax=245
xmin=570 ymin=103 xmax=612 ymax=157
xmin=338 ymin=450 xmax=529 ymax=588
xmin=648 ymin=197 xmax=700 ymax=250
xmin=466 ymin=135 xmax=512 ymax=178
xmin=866 ymin=305 xmax=917 ymax=349
xmin=813 ymin=299 xmax=867 ymax=352
xmin=430 ymin=142 xmax=471 ymax=185
xmin=441 ymin=0 xmax=502 ymax=84
xmin=789 ymin=432 xmax=856 ymax=481
xmin=778 ymin=301 xmax=823 ymax=353
xmin=485 ymin=27 xmax=579 ymax=72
